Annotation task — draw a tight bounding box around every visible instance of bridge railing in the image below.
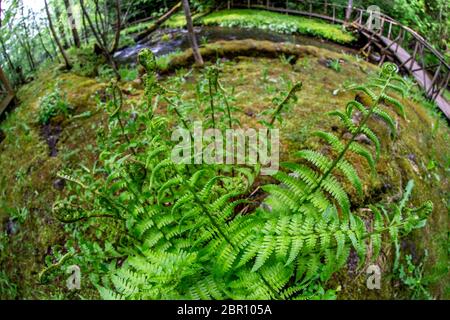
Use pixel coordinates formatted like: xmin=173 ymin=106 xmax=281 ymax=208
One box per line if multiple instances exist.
xmin=225 ymin=0 xmax=449 ymax=103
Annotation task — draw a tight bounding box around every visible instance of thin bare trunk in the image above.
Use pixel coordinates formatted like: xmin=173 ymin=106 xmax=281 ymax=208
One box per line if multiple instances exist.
xmin=33 ymin=15 xmax=54 ymax=60
xmin=54 ymin=3 xmax=70 ymax=49
xmin=182 ymin=0 xmax=203 ymax=66
xmin=79 ymin=0 xmax=120 ymax=79
xmin=63 ymin=0 xmax=81 ymax=48
xmin=44 ymin=0 xmax=72 ymax=69
xmin=81 ymin=11 xmax=89 ymax=45
xmin=110 ymin=0 xmax=122 ymax=54
xmin=0 ymin=37 xmax=15 ymax=74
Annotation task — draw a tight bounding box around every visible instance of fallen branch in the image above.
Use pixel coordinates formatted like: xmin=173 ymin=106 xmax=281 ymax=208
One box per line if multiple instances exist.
xmin=134 ymin=1 xmax=182 ymax=42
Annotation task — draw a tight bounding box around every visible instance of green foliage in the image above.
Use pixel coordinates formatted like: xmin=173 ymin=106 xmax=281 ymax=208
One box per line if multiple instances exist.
xmin=52 ymin=53 xmax=432 ymax=300
xmin=38 ymin=85 xmax=71 ymax=125
xmin=0 ymin=270 xmax=17 ymax=299
xmin=119 ymin=67 xmax=139 ymax=82
xmin=328 ymin=59 xmax=342 ymax=72
xmin=398 ymin=252 xmax=433 ymax=300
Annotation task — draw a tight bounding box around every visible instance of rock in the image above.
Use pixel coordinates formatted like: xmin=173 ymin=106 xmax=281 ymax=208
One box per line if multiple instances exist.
xmin=130 ymin=112 xmax=138 ymax=122
xmin=352 ymin=111 xmax=363 ymax=124
xmin=355 ymin=133 xmax=372 ymax=145
xmin=318 ymin=58 xmax=329 ymax=67
xmin=53 ymin=178 xmax=66 ymax=191
xmin=6 ymin=218 xmax=19 ymax=236
xmin=342 ymin=132 xmax=353 ymax=140
xmin=244 ymin=110 xmax=255 ymax=117
xmin=407 ymin=153 xmax=416 ymax=163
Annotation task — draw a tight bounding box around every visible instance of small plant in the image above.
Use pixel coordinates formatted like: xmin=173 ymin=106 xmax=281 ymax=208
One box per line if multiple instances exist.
xmin=161 ymin=33 xmax=171 ymax=42
xmin=10 ymin=207 xmax=29 ymax=224
xmin=200 ymin=36 xmax=209 ymax=46
xmin=327 ymin=59 xmax=342 ymax=72
xmin=398 ymin=252 xmax=433 ymax=300
xmin=279 ymin=54 xmax=295 ymax=66
xmin=38 ymin=85 xmax=71 ymax=125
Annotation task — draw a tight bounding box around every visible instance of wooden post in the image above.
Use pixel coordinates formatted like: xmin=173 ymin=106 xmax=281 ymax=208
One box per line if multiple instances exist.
xmin=426 ymin=64 xmax=441 ymax=96
xmin=379 ymin=17 xmax=384 ymax=35
xmin=434 ymin=72 xmax=449 ymax=100
xmin=0 ymin=67 xmax=13 ymax=94
xmin=409 ymin=41 xmax=419 ymax=71
xmin=387 ymin=21 xmax=392 ymax=39
xmin=332 ymin=5 xmax=335 ymax=23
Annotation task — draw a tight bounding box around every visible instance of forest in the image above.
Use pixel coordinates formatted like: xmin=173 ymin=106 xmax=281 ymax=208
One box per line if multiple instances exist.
xmin=0 ymin=0 xmax=448 ymax=301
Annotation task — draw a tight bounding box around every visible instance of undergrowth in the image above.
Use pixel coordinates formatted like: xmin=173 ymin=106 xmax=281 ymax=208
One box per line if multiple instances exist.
xmin=38 ymin=85 xmax=71 ymax=125
xmin=48 ymin=50 xmax=432 ymax=300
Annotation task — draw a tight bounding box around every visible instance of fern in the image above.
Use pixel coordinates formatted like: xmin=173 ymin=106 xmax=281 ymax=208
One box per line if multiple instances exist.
xmin=54 ymin=54 xmax=432 ymax=301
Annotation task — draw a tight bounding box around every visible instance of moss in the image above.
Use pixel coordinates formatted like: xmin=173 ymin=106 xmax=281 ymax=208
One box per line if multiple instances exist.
xmin=164 ymin=39 xmax=370 ymax=73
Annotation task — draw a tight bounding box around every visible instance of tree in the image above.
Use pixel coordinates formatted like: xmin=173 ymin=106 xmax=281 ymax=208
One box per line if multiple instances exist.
xmin=79 ymin=0 xmax=122 ymax=79
xmin=63 ymin=0 xmax=81 ymax=48
xmin=182 ymin=0 xmax=203 ymax=66
xmin=54 ymin=1 xmax=70 ymax=49
xmin=44 ymin=0 xmax=72 ymax=69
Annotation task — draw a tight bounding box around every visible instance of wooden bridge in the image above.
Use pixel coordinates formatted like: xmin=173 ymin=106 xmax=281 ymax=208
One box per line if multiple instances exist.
xmin=226 ymin=0 xmax=450 ymax=119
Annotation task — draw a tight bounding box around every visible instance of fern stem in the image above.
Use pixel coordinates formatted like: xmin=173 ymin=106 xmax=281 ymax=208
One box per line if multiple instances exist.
xmin=217 ymin=80 xmax=233 ymax=130
xmin=208 ymin=78 xmax=217 ymax=129
xmin=269 ymin=82 xmax=302 ymax=126
xmin=308 ymin=74 xmax=394 ymax=201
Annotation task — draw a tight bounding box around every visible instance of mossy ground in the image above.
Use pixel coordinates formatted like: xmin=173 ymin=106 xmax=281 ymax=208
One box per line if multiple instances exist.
xmin=0 ymin=41 xmax=448 ymax=299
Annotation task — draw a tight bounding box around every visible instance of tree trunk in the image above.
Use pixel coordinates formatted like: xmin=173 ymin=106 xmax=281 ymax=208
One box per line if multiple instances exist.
xmin=81 ymin=10 xmax=89 ymax=45
xmin=54 ymin=3 xmax=70 ymax=49
xmin=182 ymin=0 xmax=203 ymax=66
xmin=79 ymin=0 xmax=120 ymax=79
xmin=0 ymin=36 xmax=15 ymax=75
xmin=110 ymin=0 xmax=122 ymax=54
xmin=345 ymin=0 xmax=353 ymax=23
xmin=135 ymin=2 xmax=182 ymax=42
xmin=63 ymin=0 xmax=81 ymax=48
xmin=44 ymin=0 xmax=72 ymax=69
xmin=32 ymin=14 xmax=54 ymax=60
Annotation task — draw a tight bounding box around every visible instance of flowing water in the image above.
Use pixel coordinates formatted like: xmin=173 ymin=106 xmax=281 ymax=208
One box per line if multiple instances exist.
xmin=114 ymin=26 xmax=356 ymax=65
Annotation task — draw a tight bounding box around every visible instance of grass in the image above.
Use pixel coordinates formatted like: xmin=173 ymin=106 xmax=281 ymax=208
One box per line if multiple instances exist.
xmin=164 ymin=9 xmax=356 ymax=44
